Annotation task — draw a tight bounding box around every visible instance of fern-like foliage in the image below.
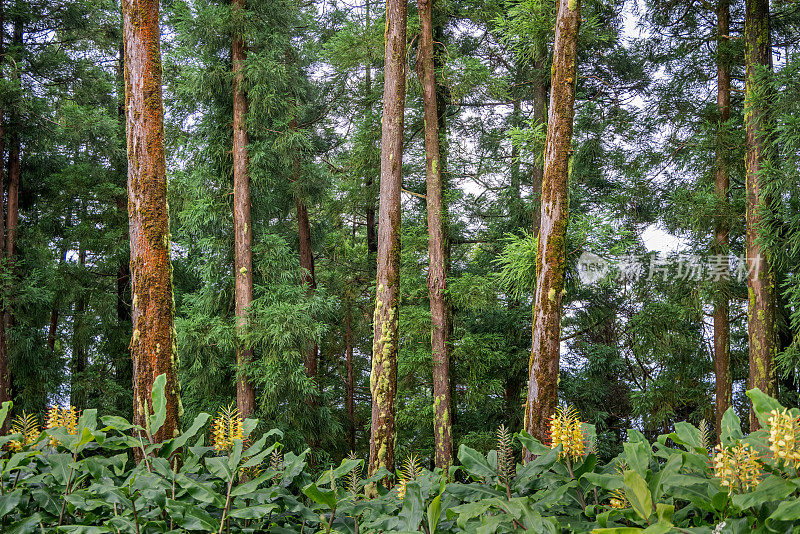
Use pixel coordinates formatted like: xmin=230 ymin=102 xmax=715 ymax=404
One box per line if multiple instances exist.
xmin=345 ymin=451 xmax=361 ymax=495
xmin=497 ymin=424 xmax=515 ymax=486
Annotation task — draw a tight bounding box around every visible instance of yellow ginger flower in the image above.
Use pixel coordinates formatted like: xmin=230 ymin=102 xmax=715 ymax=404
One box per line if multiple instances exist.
xmin=7 ymin=412 xmax=40 ymax=451
xmin=396 ymin=454 xmax=423 ymax=500
xmin=608 ymin=460 xmax=627 ymax=509
xmin=767 ymin=409 xmax=800 ymax=467
xmin=712 ymin=442 xmax=761 ymax=493
xmin=45 ymin=406 xmax=78 ymax=446
xmin=549 ymin=406 xmax=585 ymax=461
xmin=211 ymin=404 xmax=243 ymax=452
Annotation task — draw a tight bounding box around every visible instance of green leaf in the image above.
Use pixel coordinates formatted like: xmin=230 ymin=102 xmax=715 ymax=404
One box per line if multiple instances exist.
xmin=457 ymin=444 xmax=496 ymax=479
xmin=623 ymin=470 xmax=652 ymax=522
xmin=654 ymin=503 xmax=673 ymax=524
xmin=591 ymin=528 xmax=643 ymax=533
xmin=720 ymin=408 xmax=743 ymax=447
xmin=745 ymin=388 xmax=783 ymax=428
xmin=426 ymin=489 xmax=443 ymax=534
xmin=148 ymin=373 xmax=168 ymax=437
xmin=161 ymin=412 xmax=211 ymax=457
xmin=0 ymin=401 xmax=12 ymax=431
xmin=582 ymin=472 xmax=623 ymax=491
xmin=731 ymin=475 xmax=794 ymax=509
xmin=0 ymin=490 xmax=23 ymax=517
xmin=7 ymin=513 xmax=41 ymax=534
xmin=623 ymin=440 xmax=651 ymax=476
xmin=397 ymin=481 xmax=424 ymax=531
xmin=228 ymin=503 xmax=279 ymax=519
xmin=668 ymin=422 xmax=703 ymax=451
xmin=302 ymin=482 xmax=337 ymax=510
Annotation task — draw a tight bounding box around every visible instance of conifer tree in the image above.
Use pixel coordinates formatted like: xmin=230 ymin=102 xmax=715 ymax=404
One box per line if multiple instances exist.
xmin=122 ymin=0 xmax=181 ymax=441
xmin=417 ymin=0 xmax=452 ymax=469
xmin=744 ymin=0 xmax=776 ymax=429
xmin=524 ymin=0 xmax=580 ymax=448
xmin=370 ymin=0 xmax=407 ymax=476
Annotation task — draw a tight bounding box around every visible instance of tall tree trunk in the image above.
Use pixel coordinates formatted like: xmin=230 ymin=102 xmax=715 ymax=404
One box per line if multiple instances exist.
xmin=71 ymin=243 xmax=87 ymax=410
xmin=364 ymin=0 xmax=378 ymax=257
xmin=531 ymin=40 xmax=547 ymax=238
xmin=345 ymin=298 xmax=355 ymax=452
xmin=122 ymin=0 xmax=181 ymax=442
xmin=232 ymin=0 xmax=256 ymax=419
xmin=0 ymin=0 xmax=9 ymax=421
xmin=744 ymin=0 xmax=775 ymax=431
xmin=369 ymin=0 xmax=406 ymax=477
xmin=417 ymin=0 xmax=452 ymax=469
xmin=713 ymin=0 xmax=732 ymax=441
xmin=523 ymin=0 xmax=580 ymax=451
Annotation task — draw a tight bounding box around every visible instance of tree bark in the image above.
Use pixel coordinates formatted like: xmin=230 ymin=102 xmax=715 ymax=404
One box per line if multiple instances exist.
xmin=71 ymin=243 xmax=87 ymax=410
xmin=0 ymin=0 xmax=9 ymax=420
xmin=232 ymin=0 xmax=256 ymax=419
xmin=713 ymin=0 xmax=731 ymax=441
xmin=364 ymin=0 xmax=378 ymax=258
xmin=523 ymin=0 xmax=579 ymax=451
xmin=417 ymin=0 xmax=452 ymax=469
xmin=345 ymin=298 xmax=355 ymax=452
xmin=531 ymin=41 xmax=548 ymax=238
xmin=122 ymin=0 xmax=181 ymax=442
xmin=369 ymin=0 xmax=406 ymax=477
xmin=744 ymin=0 xmax=775 ymax=431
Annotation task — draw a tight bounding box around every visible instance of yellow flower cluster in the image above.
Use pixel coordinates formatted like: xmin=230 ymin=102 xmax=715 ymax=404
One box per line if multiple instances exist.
xmin=767 ymin=409 xmax=800 ymax=466
xmin=549 ymin=406 xmax=585 ymax=461
xmin=45 ymin=406 xmax=78 ymax=446
xmin=396 ymin=454 xmax=423 ymax=500
xmin=211 ymin=404 xmax=243 ymax=452
xmin=609 ymin=489 xmax=626 ymax=509
xmin=8 ymin=413 xmax=40 ymax=451
xmin=712 ymin=443 xmax=761 ymax=493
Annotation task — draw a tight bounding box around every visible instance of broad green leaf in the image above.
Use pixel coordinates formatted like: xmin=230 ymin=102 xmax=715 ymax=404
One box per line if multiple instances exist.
xmin=0 ymin=401 xmax=11 ymax=432
xmin=303 ymin=482 xmax=337 ymax=509
xmin=767 ymin=498 xmax=800 ymax=525
xmin=457 ymin=444 xmax=496 ymax=479
xmin=746 ymin=388 xmax=783 ymax=428
xmin=720 ymin=408 xmax=743 ymax=447
xmin=623 ymin=470 xmax=652 ymax=522
xmin=161 ymin=412 xmax=210 ymax=457
xmin=397 ymin=481 xmax=424 ymax=531
xmin=148 ymin=373 xmax=168 ymax=437
xmin=0 ymin=489 xmax=23 ymax=517
xmin=591 ymin=528 xmax=643 ymax=533
xmin=622 ymin=440 xmax=650 ymax=476
xmin=582 ymin=472 xmax=623 ymax=491
xmin=731 ymin=475 xmax=794 ymax=509
xmin=7 ymin=513 xmax=41 ymax=534
xmin=669 ymin=422 xmax=703 ymax=451
xmin=427 ymin=490 xmax=443 ymax=534
xmin=228 ymin=503 xmax=279 ymax=519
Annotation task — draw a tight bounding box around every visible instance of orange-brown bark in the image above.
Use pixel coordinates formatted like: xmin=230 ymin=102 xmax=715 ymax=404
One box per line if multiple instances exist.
xmin=524 ymin=0 xmax=579 ymax=452
xmin=232 ymin=0 xmax=256 ymax=419
xmin=122 ymin=0 xmax=181 ymax=442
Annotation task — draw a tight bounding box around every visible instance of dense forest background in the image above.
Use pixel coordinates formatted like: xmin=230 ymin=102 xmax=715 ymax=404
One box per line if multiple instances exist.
xmin=0 ymin=0 xmax=799 ymax=469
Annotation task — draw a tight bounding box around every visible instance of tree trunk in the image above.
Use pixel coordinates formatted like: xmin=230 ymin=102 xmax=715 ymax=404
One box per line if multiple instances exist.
xmin=122 ymin=0 xmax=181 ymax=442
xmin=71 ymin=244 xmax=87 ymax=410
xmin=531 ymin=41 xmax=547 ymax=238
xmin=0 ymin=0 xmax=9 ymax=421
xmin=364 ymin=0 xmax=378 ymax=258
xmin=523 ymin=0 xmax=580 ymax=451
xmin=232 ymin=0 xmax=256 ymax=419
xmin=369 ymin=0 xmax=406 ymax=477
xmin=345 ymin=298 xmax=355 ymax=452
xmin=744 ymin=0 xmax=775 ymax=431
xmin=417 ymin=0 xmax=452 ymax=469
xmin=713 ymin=0 xmax=731 ymax=441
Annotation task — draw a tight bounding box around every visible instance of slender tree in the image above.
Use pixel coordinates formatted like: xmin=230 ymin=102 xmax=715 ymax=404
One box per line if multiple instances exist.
xmin=524 ymin=0 xmax=580 ymax=449
xmin=232 ymin=0 xmax=256 ymax=418
xmin=122 ymin=0 xmax=181 ymax=441
xmin=744 ymin=0 xmax=776 ymax=430
xmin=417 ymin=0 xmax=452 ymax=469
xmin=369 ymin=0 xmax=406 ymax=476
xmin=0 ymin=0 xmax=9 ymax=418
xmin=713 ymin=0 xmax=732 ymax=440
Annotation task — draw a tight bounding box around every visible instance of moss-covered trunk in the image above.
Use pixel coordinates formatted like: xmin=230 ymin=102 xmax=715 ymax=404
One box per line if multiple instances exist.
xmin=369 ymin=0 xmax=406 ymax=477
xmin=417 ymin=0 xmax=452 ymax=470
xmin=744 ymin=0 xmax=775 ymax=431
xmin=0 ymin=0 xmax=9 ymax=423
xmin=713 ymin=0 xmax=732 ymax=441
xmin=523 ymin=0 xmax=579 ymax=452
xmin=232 ymin=0 xmax=256 ymax=419
xmin=122 ymin=0 xmax=181 ymax=442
